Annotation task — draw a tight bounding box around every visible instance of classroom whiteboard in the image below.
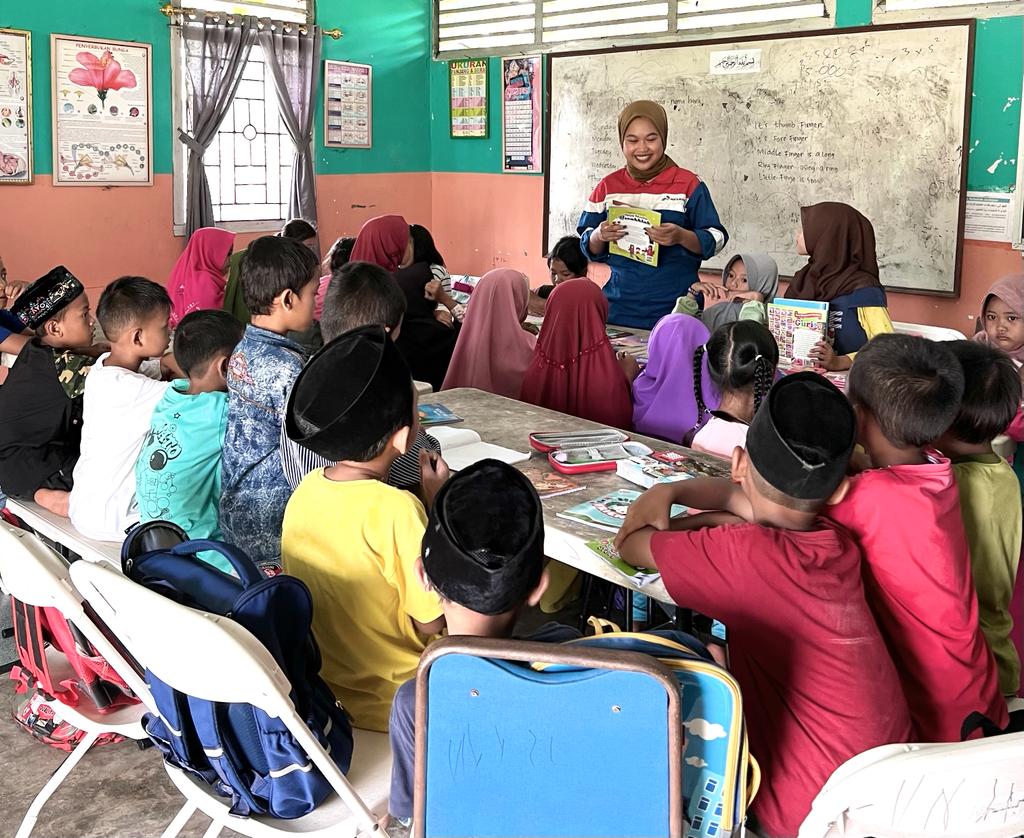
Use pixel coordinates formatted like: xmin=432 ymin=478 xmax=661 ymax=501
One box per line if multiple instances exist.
xmin=546 ymin=23 xmax=972 ymax=295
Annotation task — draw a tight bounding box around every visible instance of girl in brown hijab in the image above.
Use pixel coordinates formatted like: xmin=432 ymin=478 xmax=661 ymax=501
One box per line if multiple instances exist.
xmin=787 ymin=202 xmax=893 ymax=370
xmin=577 ymin=100 xmax=728 ymax=329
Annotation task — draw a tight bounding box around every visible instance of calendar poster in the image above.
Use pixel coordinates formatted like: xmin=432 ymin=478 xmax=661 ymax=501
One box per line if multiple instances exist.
xmin=324 ymin=60 xmax=371 ymax=149
xmin=449 ymin=59 xmax=488 ymax=139
xmin=502 ymin=56 xmax=541 ymax=173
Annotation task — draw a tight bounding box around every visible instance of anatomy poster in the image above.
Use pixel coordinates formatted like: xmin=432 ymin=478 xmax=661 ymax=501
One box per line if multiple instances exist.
xmin=0 ymin=29 xmax=32 ymax=184
xmin=51 ymin=34 xmax=152 ymax=186
xmin=501 ymin=55 xmax=541 ymax=173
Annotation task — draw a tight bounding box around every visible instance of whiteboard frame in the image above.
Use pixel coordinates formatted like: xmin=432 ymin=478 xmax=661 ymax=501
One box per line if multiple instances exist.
xmin=543 ymin=20 xmax=976 ymax=298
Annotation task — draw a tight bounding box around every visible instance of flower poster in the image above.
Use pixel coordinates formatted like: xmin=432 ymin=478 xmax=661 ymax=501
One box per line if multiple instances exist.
xmin=501 ymin=55 xmax=541 ymax=173
xmin=324 ymin=60 xmax=372 ymax=149
xmin=0 ymin=29 xmax=32 ymax=184
xmin=51 ymin=34 xmax=152 ymax=186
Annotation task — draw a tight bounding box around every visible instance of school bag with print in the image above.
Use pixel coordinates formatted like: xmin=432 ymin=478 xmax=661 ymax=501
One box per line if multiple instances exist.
xmin=540 ymin=624 xmax=759 ymax=838
xmin=121 ymin=524 xmax=354 ymax=819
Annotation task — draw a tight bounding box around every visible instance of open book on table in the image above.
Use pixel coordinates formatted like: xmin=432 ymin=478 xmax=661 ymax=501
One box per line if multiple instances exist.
xmin=425 ymin=426 xmax=530 ymax=472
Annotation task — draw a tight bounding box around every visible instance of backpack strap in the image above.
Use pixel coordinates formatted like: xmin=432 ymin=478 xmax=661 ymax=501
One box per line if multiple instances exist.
xmin=169 ymin=541 xmax=264 ymax=587
xmin=10 ymin=599 xmax=51 ymax=697
xmin=188 ymin=696 xmax=261 ymax=816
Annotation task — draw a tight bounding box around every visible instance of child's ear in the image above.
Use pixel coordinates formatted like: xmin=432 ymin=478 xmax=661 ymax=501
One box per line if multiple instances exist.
xmin=132 ymin=326 xmax=145 ymax=347
xmin=825 ymin=476 xmax=851 ymax=507
xmin=45 ymin=318 xmax=61 ymax=339
xmin=730 ymin=446 xmax=747 ymax=483
xmin=525 ymin=567 xmax=550 ymax=608
xmin=391 ymin=424 xmax=411 ymax=455
xmin=414 ymin=555 xmax=432 ymax=593
xmin=280 ymin=288 xmax=295 ymax=311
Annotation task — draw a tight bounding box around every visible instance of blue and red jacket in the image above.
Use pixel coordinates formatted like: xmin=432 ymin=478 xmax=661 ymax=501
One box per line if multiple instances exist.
xmin=578 ymin=165 xmax=727 ymax=329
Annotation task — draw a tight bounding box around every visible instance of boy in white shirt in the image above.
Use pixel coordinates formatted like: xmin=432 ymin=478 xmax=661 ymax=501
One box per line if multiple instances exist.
xmin=69 ymin=277 xmax=176 ymax=541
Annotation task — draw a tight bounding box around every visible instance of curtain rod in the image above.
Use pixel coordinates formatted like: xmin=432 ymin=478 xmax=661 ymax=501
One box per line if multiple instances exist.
xmin=158 ymin=3 xmax=342 ymax=39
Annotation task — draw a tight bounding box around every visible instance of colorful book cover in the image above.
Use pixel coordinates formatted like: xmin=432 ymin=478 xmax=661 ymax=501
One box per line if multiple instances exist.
xmin=557 ymin=489 xmax=686 ymax=533
xmin=586 ymin=538 xmax=662 ymax=586
xmin=418 ymin=403 xmax=463 ymax=426
xmin=520 ymin=467 xmax=585 ymax=499
xmin=766 ymin=298 xmax=830 ymax=365
xmin=608 ymin=205 xmax=661 ymax=267
xmin=616 ymin=456 xmax=696 ymax=489
xmin=650 ymin=450 xmax=731 ymax=479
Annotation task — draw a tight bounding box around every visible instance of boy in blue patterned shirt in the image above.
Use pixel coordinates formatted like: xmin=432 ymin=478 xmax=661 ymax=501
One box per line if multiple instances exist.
xmin=219 ymin=236 xmax=319 ymax=567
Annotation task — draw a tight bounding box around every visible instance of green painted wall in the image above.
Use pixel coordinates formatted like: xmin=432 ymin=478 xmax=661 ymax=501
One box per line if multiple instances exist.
xmin=6 ymin=0 xmax=173 ymax=174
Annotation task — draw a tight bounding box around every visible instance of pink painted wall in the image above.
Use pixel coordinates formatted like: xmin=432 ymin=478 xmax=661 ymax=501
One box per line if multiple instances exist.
xmin=5 ymin=168 xmax=1020 ymax=338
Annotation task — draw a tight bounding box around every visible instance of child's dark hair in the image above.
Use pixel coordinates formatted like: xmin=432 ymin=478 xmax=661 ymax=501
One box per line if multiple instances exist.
xmin=697 ymin=321 xmax=779 ymax=417
xmin=547 ymin=235 xmax=588 ymax=278
xmin=847 ymin=333 xmax=965 ymax=448
xmin=945 ymin=340 xmax=1021 ymax=445
xmin=320 ymin=261 xmax=407 ymax=342
xmin=173 ymin=310 xmax=245 ymax=379
xmin=280 ymin=218 xmax=317 ymax=241
xmin=410 ymin=224 xmax=445 ymax=267
xmin=96 ymin=276 xmax=171 ymax=340
xmin=241 ymin=236 xmax=320 ymax=316
xmin=325 ymin=236 xmax=356 ymax=273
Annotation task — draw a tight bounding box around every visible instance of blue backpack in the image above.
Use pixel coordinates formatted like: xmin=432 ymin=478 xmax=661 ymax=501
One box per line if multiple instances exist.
xmin=121 ymin=528 xmax=354 ymax=819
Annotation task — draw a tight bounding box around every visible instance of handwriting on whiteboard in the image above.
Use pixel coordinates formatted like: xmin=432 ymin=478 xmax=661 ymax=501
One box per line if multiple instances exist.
xmin=709 ymin=49 xmax=762 ymax=75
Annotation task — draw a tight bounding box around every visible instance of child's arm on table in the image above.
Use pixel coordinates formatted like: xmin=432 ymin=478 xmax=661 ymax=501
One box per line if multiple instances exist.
xmin=618 ymin=509 xmax=742 ymax=569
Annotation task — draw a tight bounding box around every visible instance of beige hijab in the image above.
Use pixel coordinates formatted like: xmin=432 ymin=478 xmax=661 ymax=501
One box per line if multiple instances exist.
xmin=617 ymin=100 xmax=677 ymax=182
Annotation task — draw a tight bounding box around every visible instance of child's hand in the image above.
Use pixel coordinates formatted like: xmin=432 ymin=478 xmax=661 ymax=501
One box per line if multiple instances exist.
xmin=808 ymin=340 xmax=852 ymax=372
xmin=424 ymin=279 xmax=442 ymax=301
xmin=729 ymin=290 xmax=765 ymax=303
xmin=2 ymin=280 xmax=26 ymax=308
xmin=614 ymin=484 xmax=673 ymax=549
xmin=420 ymin=449 xmax=450 ymax=508
xmin=434 ymin=309 xmax=454 ymax=327
xmin=616 ymin=350 xmax=641 ymax=382
xmin=160 ymin=352 xmax=184 ymax=380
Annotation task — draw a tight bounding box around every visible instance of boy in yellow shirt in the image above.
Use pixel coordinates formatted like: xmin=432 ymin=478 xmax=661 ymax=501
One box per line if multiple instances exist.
xmin=281 ymin=325 xmax=447 ymax=731
xmin=940 ymin=340 xmax=1023 ymax=696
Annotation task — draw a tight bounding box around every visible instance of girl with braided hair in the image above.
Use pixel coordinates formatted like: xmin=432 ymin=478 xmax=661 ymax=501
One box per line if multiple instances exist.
xmin=691 ymin=320 xmax=779 ymax=460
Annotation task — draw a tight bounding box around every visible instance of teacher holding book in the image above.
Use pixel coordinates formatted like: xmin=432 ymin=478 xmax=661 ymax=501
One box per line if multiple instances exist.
xmin=578 ymin=100 xmax=728 ymax=329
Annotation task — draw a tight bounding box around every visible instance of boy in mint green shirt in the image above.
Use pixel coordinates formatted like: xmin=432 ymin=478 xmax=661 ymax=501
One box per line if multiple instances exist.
xmin=136 ymin=310 xmax=244 ymax=572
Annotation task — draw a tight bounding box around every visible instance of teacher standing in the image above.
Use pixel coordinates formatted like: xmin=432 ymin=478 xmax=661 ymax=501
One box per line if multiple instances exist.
xmin=578 ymin=101 xmax=728 ymax=329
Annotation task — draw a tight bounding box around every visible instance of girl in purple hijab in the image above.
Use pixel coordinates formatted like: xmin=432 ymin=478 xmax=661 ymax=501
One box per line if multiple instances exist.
xmin=632 ymin=313 xmax=721 ymax=444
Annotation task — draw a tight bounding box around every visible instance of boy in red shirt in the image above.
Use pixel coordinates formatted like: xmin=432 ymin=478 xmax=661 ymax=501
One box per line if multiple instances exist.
xmin=617 ymin=372 xmax=911 ymax=838
xmin=827 ymin=333 xmax=1007 ymax=740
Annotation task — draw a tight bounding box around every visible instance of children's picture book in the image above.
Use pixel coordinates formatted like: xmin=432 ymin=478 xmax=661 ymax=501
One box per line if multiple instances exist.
xmin=557 ymin=489 xmax=686 ymax=533
xmin=649 ymin=450 xmax=731 ymax=479
xmin=418 ymin=403 xmax=463 ymax=426
xmin=426 ymin=427 xmax=530 ymax=472
xmin=766 ymin=298 xmax=830 ymax=366
xmin=608 ymin=205 xmax=661 ymax=267
xmin=609 ymin=333 xmax=649 ymax=355
xmin=586 ymin=538 xmax=662 ymax=587
xmin=520 ymin=467 xmax=584 ymax=499
xmin=616 ymin=455 xmax=696 ymax=489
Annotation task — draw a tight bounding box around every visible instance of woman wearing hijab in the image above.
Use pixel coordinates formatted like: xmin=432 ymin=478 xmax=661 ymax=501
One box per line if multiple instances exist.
xmin=786 ymin=202 xmax=894 ymax=370
xmin=169 ymin=227 xmax=236 ymax=327
xmin=520 ymin=279 xmax=634 ymax=429
xmin=577 ymin=100 xmax=728 ymax=330
xmin=674 ymin=252 xmax=779 ymax=332
xmin=442 ymin=269 xmax=536 ymax=398
xmin=351 ymin=215 xmax=458 ymax=390
xmin=632 ymin=314 xmax=721 ymax=444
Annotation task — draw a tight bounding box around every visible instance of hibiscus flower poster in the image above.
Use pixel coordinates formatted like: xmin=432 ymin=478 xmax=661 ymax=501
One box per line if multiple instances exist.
xmin=51 ymin=34 xmax=152 ymax=186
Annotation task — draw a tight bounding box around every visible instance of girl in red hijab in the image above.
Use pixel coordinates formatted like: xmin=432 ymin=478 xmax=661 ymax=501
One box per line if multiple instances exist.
xmin=169 ymin=227 xmax=236 ymax=327
xmin=351 ymin=215 xmax=457 ymax=390
xmin=520 ymin=279 xmax=634 ymax=429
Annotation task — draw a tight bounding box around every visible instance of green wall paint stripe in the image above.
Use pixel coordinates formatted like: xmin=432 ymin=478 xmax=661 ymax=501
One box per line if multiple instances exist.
xmin=836 ymin=0 xmax=872 ymax=28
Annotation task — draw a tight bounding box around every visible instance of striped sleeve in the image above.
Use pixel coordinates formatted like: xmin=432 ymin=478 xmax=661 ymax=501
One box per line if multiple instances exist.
xmin=578 ymin=178 xmax=611 ymax=264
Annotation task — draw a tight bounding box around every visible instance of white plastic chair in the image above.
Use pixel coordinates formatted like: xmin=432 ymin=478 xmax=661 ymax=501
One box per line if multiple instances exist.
xmin=0 ymin=523 xmax=152 ymax=838
xmin=891 ymin=321 xmax=967 ymax=342
xmin=798 ymin=732 xmax=1024 ymax=837
xmin=69 ymin=558 xmax=391 ymax=838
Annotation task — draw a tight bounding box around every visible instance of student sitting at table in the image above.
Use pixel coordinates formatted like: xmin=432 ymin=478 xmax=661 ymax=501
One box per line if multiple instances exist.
xmin=520 ymin=279 xmax=634 ymax=430
xmin=674 ymin=252 xmax=778 ymax=330
xmin=529 ymin=235 xmax=589 ymax=316
xmin=281 ymin=261 xmax=441 ymax=494
xmin=442 ymin=268 xmax=536 ymax=399
xmin=690 ymin=321 xmax=779 ymax=460
xmin=632 ymin=313 xmax=719 ymax=444
xmin=281 ymin=325 xmax=447 ymax=732
xmin=615 ymin=372 xmax=913 ymax=837
xmin=0 ymin=270 xmax=96 ymax=515
xmin=314 ymin=236 xmax=356 ymax=322
xmin=827 ymin=335 xmax=1007 ymax=740
xmin=385 ymin=459 xmax=580 ymax=831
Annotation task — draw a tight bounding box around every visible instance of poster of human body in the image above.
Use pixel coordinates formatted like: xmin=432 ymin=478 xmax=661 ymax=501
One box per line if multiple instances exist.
xmin=51 ymin=34 xmax=152 ymax=186
xmin=324 ymin=60 xmax=372 ymax=149
xmin=0 ymin=29 xmax=32 ymax=184
xmin=502 ymin=55 xmax=541 ymax=173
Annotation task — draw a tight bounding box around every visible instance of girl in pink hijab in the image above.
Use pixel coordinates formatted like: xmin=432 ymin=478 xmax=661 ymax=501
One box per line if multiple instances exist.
xmin=974 ymin=274 xmax=1024 ymax=367
xmin=169 ymin=227 xmax=236 ymax=327
xmin=442 ymin=269 xmax=536 ymax=398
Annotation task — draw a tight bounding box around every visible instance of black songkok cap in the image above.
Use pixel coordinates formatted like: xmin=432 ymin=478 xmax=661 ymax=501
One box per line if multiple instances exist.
xmin=286 ymin=324 xmax=413 ymax=462
xmin=422 ymin=459 xmax=544 ymax=616
xmin=12 ymin=266 xmax=84 ymax=329
xmin=747 ymin=371 xmax=855 ymax=501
